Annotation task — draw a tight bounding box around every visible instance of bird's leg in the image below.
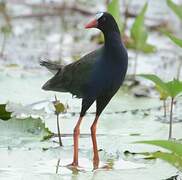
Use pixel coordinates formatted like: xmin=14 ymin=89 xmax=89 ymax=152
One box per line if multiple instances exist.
xmin=90 ymin=115 xmax=99 ymax=170
xmin=71 ymin=116 xmax=83 ymax=167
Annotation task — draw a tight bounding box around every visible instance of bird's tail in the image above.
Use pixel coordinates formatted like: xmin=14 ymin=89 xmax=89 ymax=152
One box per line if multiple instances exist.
xmin=40 ymin=59 xmax=63 ymax=74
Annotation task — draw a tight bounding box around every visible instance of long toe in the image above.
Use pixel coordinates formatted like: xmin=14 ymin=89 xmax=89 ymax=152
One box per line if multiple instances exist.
xmin=66 ymin=162 xmax=78 ymax=168
xmin=66 ymin=163 xmax=84 ymax=173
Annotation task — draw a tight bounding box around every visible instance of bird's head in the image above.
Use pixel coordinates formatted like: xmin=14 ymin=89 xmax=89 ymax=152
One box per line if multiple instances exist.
xmin=85 ymin=12 xmax=120 ymax=35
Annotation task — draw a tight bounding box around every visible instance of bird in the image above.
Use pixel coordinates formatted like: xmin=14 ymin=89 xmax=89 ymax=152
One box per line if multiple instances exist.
xmin=40 ymin=12 xmax=128 ymax=170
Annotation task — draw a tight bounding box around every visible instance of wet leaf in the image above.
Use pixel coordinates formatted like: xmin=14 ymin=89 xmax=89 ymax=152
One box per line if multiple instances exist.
xmin=129 ymin=133 xmax=141 ymax=136
xmin=1 ymin=25 xmax=11 ymax=35
xmin=0 ymin=104 xmax=12 ymax=120
xmin=136 ymin=140 xmax=182 ymax=170
xmin=0 ymin=2 xmax=6 ymax=12
xmin=167 ymin=0 xmax=182 ymax=21
xmin=139 ymin=74 xmax=182 ymax=98
xmin=6 ymin=102 xmax=46 ymax=119
xmin=0 ymin=117 xmax=53 ymax=145
xmin=53 ymin=101 xmax=65 ymax=114
xmin=163 ymin=31 xmax=182 ymax=48
xmin=107 ymin=0 xmax=123 ymax=33
xmin=151 ymin=151 xmax=182 ymax=170
xmin=131 ymin=3 xmax=148 ymax=48
xmin=139 ymin=74 xmax=168 ymax=93
xmin=127 ymin=3 xmax=156 ymax=53
xmin=155 ymin=85 xmax=169 ymax=100
xmin=124 ymin=150 xmax=151 ymax=156
xmin=137 ymin=140 xmax=182 ymax=158
xmin=166 ymin=79 xmax=182 ymax=98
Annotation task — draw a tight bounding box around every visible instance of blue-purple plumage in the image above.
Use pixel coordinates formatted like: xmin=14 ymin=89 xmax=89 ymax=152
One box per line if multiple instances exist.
xmin=41 ymin=12 xmax=128 ymax=116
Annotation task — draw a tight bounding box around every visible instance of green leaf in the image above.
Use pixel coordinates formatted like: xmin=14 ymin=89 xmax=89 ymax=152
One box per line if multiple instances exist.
xmin=167 ymin=0 xmax=182 ymax=21
xmin=155 ymin=152 xmax=182 ymax=170
xmin=1 ymin=25 xmax=12 ymax=35
xmin=131 ymin=3 xmax=148 ymax=47
xmin=0 ymin=2 xmax=6 ymax=13
xmin=53 ymin=101 xmax=65 ymax=114
xmin=126 ymin=41 xmax=156 ymax=53
xmin=151 ymin=151 xmax=182 ymax=170
xmin=0 ymin=104 xmax=12 ymax=120
xmin=139 ymin=74 xmax=168 ymax=93
xmin=0 ymin=117 xmax=53 ymax=144
xmin=139 ymin=74 xmax=182 ymax=98
xmin=130 ymin=3 xmax=151 ymax=51
xmin=163 ymin=31 xmax=182 ymax=48
xmin=137 ymin=140 xmax=182 ymax=170
xmin=126 ymin=3 xmax=156 ymax=53
xmin=137 ymin=140 xmax=182 ymax=157
xmin=155 ymin=85 xmax=169 ymax=100
xmin=107 ymin=0 xmax=123 ymax=33
xmin=166 ymin=79 xmax=182 ymax=98
xmin=140 ymin=43 xmax=156 ymax=53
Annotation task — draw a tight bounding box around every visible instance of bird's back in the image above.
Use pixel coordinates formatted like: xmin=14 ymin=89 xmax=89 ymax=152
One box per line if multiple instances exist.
xmin=41 ymin=47 xmax=103 ymax=98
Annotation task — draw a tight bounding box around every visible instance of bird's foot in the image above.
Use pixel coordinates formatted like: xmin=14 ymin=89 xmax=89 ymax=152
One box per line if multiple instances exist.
xmin=93 ymin=160 xmax=99 ymax=170
xmin=92 ymin=163 xmax=113 ymax=171
xmin=66 ymin=162 xmax=78 ymax=168
xmin=99 ymin=164 xmax=113 ymax=170
xmin=66 ymin=162 xmax=83 ymax=172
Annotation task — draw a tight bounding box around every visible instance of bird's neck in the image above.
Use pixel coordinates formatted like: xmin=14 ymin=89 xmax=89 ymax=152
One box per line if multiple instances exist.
xmin=104 ymin=31 xmax=125 ymax=54
xmin=104 ymin=32 xmax=121 ymax=48
xmin=103 ymin=31 xmax=128 ymax=64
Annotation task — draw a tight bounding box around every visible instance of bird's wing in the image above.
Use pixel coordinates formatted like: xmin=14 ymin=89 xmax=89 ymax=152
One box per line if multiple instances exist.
xmin=41 ymin=47 xmax=103 ymax=98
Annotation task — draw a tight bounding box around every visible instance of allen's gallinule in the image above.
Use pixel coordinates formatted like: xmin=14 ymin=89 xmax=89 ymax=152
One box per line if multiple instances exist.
xmin=40 ymin=12 xmax=128 ymax=169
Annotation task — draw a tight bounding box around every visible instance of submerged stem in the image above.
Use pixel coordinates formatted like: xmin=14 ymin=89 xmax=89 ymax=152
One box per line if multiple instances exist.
xmin=56 ymin=113 xmax=63 ymax=146
xmin=168 ymin=97 xmax=174 ymax=140
xmin=163 ymin=100 xmax=167 ymax=118
xmin=56 ymin=158 xmax=60 ymax=173
xmin=1 ymin=33 xmax=7 ymax=55
xmin=133 ymin=52 xmax=138 ymax=80
xmin=177 ymin=60 xmax=182 ymax=80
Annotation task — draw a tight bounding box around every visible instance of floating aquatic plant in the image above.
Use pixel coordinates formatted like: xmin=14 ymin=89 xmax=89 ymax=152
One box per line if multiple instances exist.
xmin=139 ymin=74 xmax=182 ymax=139
xmin=0 ymin=104 xmax=12 ymax=120
xmin=136 ymin=140 xmax=182 ymax=171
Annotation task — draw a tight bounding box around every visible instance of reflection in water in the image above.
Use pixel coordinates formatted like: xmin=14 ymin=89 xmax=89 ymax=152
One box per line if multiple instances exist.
xmin=56 ymin=158 xmax=60 ymax=174
xmin=91 ymin=170 xmax=101 ymax=180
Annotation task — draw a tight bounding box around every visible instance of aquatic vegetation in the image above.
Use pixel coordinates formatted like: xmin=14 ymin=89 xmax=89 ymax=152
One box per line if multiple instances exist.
xmin=94 ymin=0 xmax=124 ymax=44
xmin=167 ymin=0 xmax=182 ymax=21
xmin=126 ymin=3 xmax=156 ymax=78
xmin=163 ymin=31 xmax=182 ymax=79
xmin=0 ymin=2 xmax=12 ymax=56
xmin=0 ymin=104 xmax=12 ymax=120
xmin=140 ymin=74 xmax=182 ymax=139
xmin=53 ymin=96 xmax=66 ymax=146
xmin=107 ymin=0 xmax=123 ymax=33
xmin=137 ymin=140 xmax=182 ymax=171
xmin=0 ymin=116 xmax=53 ymax=142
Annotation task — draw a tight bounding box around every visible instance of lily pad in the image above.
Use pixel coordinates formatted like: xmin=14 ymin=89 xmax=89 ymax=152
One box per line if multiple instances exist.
xmin=0 ymin=117 xmax=53 ymax=148
xmin=0 ymin=104 xmax=12 ymax=120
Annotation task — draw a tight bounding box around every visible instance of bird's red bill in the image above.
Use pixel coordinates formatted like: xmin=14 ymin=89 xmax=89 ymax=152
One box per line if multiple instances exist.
xmin=85 ymin=19 xmax=98 ymax=29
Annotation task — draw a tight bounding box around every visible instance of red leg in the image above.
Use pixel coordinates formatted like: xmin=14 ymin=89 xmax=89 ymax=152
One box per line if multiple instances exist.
xmin=70 ymin=116 xmax=83 ymax=167
xmin=90 ymin=116 xmax=99 ymax=170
